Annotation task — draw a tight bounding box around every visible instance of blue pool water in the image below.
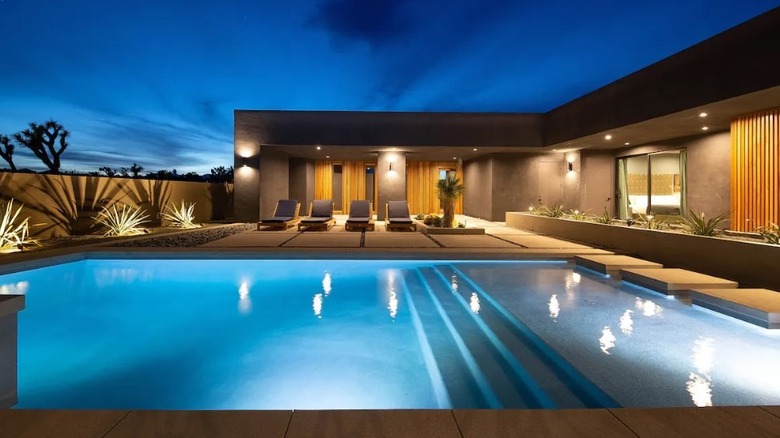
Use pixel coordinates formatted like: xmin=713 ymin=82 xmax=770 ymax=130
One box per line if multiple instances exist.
xmin=2 ymin=259 xmax=780 ymax=409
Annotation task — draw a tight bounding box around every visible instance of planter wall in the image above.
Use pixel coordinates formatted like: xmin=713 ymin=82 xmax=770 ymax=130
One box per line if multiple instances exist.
xmin=507 ymin=212 xmax=780 ymax=290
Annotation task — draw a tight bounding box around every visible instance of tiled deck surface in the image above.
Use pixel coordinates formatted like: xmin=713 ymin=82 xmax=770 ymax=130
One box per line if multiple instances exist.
xmin=3 ymin=407 xmax=780 ymax=438
xmin=620 ymin=268 xmax=739 ymax=297
xmin=574 ymin=254 xmax=663 ymax=277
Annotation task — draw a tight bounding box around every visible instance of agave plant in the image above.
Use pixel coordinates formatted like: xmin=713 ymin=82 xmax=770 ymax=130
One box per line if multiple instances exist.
xmin=534 ymin=204 xmax=564 ymax=218
xmin=682 ymin=210 xmax=730 ymax=236
xmin=593 ymin=207 xmax=613 ymax=224
xmin=93 ymin=204 xmax=149 ymax=237
xmin=0 ymin=200 xmax=39 ymax=253
xmin=636 ymin=213 xmax=668 ymax=230
xmin=567 ymin=209 xmax=589 ymax=221
xmin=161 ymin=201 xmax=201 ymax=229
xmin=757 ymin=222 xmax=780 ymax=245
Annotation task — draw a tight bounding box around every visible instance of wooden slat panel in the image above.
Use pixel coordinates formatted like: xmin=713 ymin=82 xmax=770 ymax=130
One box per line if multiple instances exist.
xmin=341 ymin=161 xmax=366 ymax=215
xmin=314 ymin=160 xmax=333 ymax=204
xmin=731 ymin=108 xmax=780 ymax=231
xmin=406 ymin=161 xmax=463 ymax=216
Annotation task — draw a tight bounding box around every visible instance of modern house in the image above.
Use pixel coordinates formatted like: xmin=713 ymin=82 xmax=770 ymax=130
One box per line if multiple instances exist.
xmin=235 ymin=7 xmax=779 ymax=232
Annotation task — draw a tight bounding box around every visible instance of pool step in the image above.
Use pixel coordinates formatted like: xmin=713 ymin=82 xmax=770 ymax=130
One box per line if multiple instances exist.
xmin=400 ymin=269 xmax=492 ymax=408
xmin=416 ymin=266 xmax=547 ymax=408
xmin=430 ymin=264 xmax=619 ymax=409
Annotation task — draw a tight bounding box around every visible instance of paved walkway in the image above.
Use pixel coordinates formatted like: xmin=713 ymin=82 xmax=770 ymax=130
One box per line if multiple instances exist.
xmin=202 ymin=216 xmax=612 ymax=258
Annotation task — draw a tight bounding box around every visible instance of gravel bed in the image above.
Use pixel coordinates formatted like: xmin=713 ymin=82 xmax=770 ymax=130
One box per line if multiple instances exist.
xmin=110 ymin=223 xmax=254 ymax=247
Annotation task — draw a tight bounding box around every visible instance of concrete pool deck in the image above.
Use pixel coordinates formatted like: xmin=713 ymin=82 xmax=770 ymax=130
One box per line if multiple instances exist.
xmin=3 ymin=407 xmax=780 ymax=437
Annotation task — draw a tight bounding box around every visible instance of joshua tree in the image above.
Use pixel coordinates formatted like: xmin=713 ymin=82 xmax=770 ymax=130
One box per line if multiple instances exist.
xmin=436 ymin=175 xmax=465 ymax=228
xmin=13 ymin=120 xmax=69 ymax=173
xmin=99 ymin=166 xmax=116 ymax=177
xmin=0 ymin=135 xmax=16 ymax=171
xmin=129 ymin=163 xmax=144 ymax=177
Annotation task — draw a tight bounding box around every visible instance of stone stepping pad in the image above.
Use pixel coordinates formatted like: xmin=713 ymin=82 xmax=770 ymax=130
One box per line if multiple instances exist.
xmin=620 ymin=268 xmax=738 ymax=297
xmin=574 ymin=255 xmax=662 ymax=277
xmin=690 ymin=288 xmax=780 ymax=329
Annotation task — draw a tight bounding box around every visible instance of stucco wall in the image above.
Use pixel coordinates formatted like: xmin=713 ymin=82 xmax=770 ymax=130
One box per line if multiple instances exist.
xmin=377 ymin=152 xmax=407 ymax=220
xmin=463 ymin=157 xmax=492 ymax=220
xmin=0 ymin=173 xmax=233 ymax=239
xmin=258 ymin=147 xmax=290 ymax=220
xmin=289 ymin=158 xmax=314 ymax=211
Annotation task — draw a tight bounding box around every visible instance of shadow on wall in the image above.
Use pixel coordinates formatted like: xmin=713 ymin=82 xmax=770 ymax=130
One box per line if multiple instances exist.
xmin=122 ymin=179 xmax=172 ymax=227
xmin=208 ymin=183 xmax=233 ymax=220
xmin=10 ymin=174 xmax=126 ymax=236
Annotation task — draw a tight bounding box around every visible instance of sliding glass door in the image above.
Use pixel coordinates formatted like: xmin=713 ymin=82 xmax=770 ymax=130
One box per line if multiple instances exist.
xmin=617 ymin=150 xmax=686 ymax=219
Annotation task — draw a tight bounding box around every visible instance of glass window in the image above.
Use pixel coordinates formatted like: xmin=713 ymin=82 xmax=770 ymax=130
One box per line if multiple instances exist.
xmin=617 ymin=150 xmax=686 ymax=219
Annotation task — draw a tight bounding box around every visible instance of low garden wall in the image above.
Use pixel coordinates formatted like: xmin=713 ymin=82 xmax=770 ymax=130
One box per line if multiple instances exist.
xmin=506 ymin=212 xmax=780 ymax=290
xmin=0 ymin=172 xmax=233 ymax=239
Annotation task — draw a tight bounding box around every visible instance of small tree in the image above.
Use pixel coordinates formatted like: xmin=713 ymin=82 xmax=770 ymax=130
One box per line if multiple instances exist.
xmin=436 ymin=175 xmax=464 ymax=228
xmin=13 ymin=120 xmax=69 ymax=173
xmin=0 ymin=135 xmax=16 ymax=171
xmin=210 ymin=165 xmax=233 ymax=183
xmin=99 ymin=166 xmax=116 ymax=177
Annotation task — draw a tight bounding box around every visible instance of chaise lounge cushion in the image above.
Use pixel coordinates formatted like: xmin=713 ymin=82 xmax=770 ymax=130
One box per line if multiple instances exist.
xmin=301 ymin=200 xmax=333 ymax=223
xmin=347 ymin=200 xmax=371 ymax=223
xmin=387 ymin=201 xmax=412 ymax=223
xmin=261 ymin=200 xmax=298 ymax=222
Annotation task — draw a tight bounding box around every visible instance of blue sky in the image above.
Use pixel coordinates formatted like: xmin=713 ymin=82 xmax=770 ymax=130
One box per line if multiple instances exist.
xmin=1 ymin=0 xmax=777 ymax=173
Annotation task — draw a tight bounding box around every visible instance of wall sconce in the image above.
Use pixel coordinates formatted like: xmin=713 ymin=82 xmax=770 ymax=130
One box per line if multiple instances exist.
xmin=241 ymin=157 xmax=248 ymax=168
xmin=388 ymin=162 xmax=395 ymax=172
xmin=567 ymin=161 xmax=574 ymax=172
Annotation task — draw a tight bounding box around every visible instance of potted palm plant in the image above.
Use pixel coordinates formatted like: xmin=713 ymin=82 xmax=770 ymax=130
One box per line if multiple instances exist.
xmin=436 ymin=175 xmax=464 ymax=228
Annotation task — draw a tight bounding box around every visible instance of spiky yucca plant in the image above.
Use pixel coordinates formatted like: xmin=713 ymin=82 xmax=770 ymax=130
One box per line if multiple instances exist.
xmin=567 ymin=209 xmax=588 ymax=221
xmin=538 ymin=204 xmax=565 ymax=218
xmin=682 ymin=210 xmax=730 ymax=236
xmin=436 ymin=175 xmax=464 ymax=228
xmin=757 ymin=222 xmax=780 ymax=245
xmin=161 ymin=201 xmax=201 ymax=229
xmin=0 ymin=200 xmax=39 ymax=253
xmin=94 ymin=204 xmax=149 ymax=237
xmin=593 ymin=207 xmax=613 ymax=224
xmin=636 ymin=213 xmax=668 ymax=230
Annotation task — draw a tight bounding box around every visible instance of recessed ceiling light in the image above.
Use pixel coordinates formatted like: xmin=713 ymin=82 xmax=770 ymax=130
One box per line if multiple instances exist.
xmin=605 ymin=134 xmax=612 ymax=140
xmin=326 ymin=155 xmax=330 ymax=158
xmin=316 ymin=146 xmax=321 ymax=150
xmin=391 ymin=147 xmax=397 ymax=151
xmin=552 ymin=149 xmax=558 ymax=152
xmin=452 ymin=156 xmax=457 ymax=160
xmin=702 ymin=126 xmax=709 ymax=131
xmin=473 ymin=148 xmax=478 ymax=151
xmin=699 ymin=112 xmax=708 ymax=118
xmin=624 ymin=142 xmax=630 ymax=146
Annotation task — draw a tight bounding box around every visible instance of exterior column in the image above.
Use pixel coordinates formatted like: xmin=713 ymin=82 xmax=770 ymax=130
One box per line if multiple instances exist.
xmin=377 ymin=151 xmax=407 ymax=221
xmin=234 ymin=138 xmax=261 ymax=222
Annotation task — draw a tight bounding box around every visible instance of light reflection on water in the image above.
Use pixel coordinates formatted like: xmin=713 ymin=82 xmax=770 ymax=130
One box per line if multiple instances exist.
xmin=469 ymin=292 xmax=481 ymax=314
xmin=548 ymin=294 xmax=560 ymax=320
xmin=599 ymin=326 xmax=616 ymax=355
xmin=619 ymin=310 xmax=633 ymax=335
xmin=687 ymin=336 xmax=715 ymax=407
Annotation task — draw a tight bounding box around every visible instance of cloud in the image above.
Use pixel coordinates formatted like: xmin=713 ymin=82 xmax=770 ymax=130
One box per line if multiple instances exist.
xmin=308 ymin=0 xmax=414 ymax=49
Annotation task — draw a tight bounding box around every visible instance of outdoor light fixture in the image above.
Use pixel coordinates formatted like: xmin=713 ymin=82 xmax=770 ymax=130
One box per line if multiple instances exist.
xmin=389 ymin=162 xmax=395 ymax=171
xmin=699 ymin=112 xmax=708 ymax=118
xmin=702 ymin=126 xmax=709 ymax=131
xmin=567 ymin=161 xmax=574 ymax=172
xmin=241 ymin=157 xmax=248 ymax=167
xmin=605 ymin=134 xmax=613 ymax=140
xmin=625 ymin=142 xmax=630 ymax=146
xmin=316 ymin=146 xmax=321 ymax=150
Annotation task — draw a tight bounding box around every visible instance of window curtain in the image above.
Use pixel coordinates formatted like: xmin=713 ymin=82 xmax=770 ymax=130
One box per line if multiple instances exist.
xmin=679 ymin=150 xmax=688 ymax=216
xmin=617 ymin=159 xmax=630 ymax=219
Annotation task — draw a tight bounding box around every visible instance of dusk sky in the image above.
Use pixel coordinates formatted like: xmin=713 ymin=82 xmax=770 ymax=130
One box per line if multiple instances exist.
xmin=1 ymin=1 xmax=778 ymax=174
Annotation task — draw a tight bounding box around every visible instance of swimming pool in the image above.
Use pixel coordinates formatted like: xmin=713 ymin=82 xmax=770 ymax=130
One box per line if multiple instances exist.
xmin=3 ymin=259 xmax=779 ymax=409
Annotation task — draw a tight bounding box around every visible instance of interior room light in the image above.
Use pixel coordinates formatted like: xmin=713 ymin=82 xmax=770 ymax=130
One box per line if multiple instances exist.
xmin=699 ymin=112 xmax=708 ymax=118
xmin=702 ymin=126 xmax=709 ymax=131
xmin=605 ymin=134 xmax=613 ymax=140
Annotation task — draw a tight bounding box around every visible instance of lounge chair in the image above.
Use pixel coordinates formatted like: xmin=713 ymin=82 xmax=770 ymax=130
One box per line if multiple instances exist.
xmin=298 ymin=200 xmax=335 ymax=231
xmin=257 ymin=199 xmax=300 ymax=230
xmin=345 ymin=200 xmax=375 ymax=232
xmin=386 ymin=200 xmax=417 ymax=231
